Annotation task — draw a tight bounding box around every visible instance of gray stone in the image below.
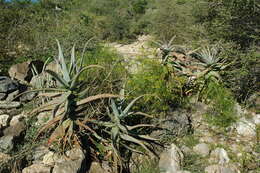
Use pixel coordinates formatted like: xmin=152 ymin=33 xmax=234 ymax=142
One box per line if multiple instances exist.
xmin=22 ymin=163 xmax=51 ymax=173
xmin=0 ymin=76 xmax=18 ymax=93
xmin=88 ymin=162 xmax=107 ymax=173
xmin=4 ymin=121 xmax=26 ymax=138
xmin=8 ymin=60 xmax=44 ymax=83
xmin=158 ymin=110 xmax=191 ymax=137
xmin=159 ymin=144 xmax=184 ymax=173
xmin=236 ymin=119 xmax=256 ymax=138
xmin=205 ymin=164 xmax=240 ymax=173
xmin=0 ymin=152 xmax=10 ymax=161
xmin=0 ymin=135 xmax=14 ymax=153
xmin=0 ymin=101 xmax=21 ymax=109
xmin=0 ymin=93 xmax=6 ymax=100
xmin=209 ymin=148 xmax=230 ymax=164
xmin=252 ymin=114 xmax=260 ymax=125
xmin=32 ymin=146 xmax=50 ymax=163
xmin=193 ymin=143 xmax=210 ymax=157
xmin=19 ymin=91 xmax=37 ymax=102
xmin=52 ymin=148 xmax=86 ymax=173
xmin=6 ymin=90 xmax=20 ymax=102
xmin=10 ymin=114 xmax=25 ymax=126
xmin=0 ymin=114 xmax=9 ymax=128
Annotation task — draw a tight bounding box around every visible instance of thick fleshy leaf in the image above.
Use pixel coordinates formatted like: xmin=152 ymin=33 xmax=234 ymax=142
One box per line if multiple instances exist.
xmin=76 ymin=94 xmax=119 ymax=106
xmin=56 ymin=40 xmax=70 ymax=82
xmin=126 ymin=124 xmax=155 ymax=130
xmin=69 ymin=44 xmax=76 ymax=74
xmin=121 ymin=95 xmax=143 ymax=118
xmin=46 ymin=70 xmax=69 ymax=88
xmin=120 ymin=134 xmax=153 ymax=155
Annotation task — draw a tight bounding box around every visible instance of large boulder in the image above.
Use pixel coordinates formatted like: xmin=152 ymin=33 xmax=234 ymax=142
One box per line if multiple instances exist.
xmin=8 ymin=60 xmax=44 ymax=83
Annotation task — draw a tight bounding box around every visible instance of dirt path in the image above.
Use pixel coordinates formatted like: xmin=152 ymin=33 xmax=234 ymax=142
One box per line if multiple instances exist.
xmin=106 ymin=35 xmax=159 ymax=73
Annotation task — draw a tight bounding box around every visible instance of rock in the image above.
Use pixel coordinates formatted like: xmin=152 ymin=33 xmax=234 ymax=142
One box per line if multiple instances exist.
xmin=0 ymin=114 xmax=9 ymax=128
xmin=42 ymin=151 xmax=59 ymax=166
xmin=0 ymin=135 xmax=14 ymax=153
xmin=88 ymin=162 xmax=107 ymax=173
xmin=205 ymin=164 xmax=240 ymax=173
xmin=0 ymin=101 xmax=21 ymax=109
xmin=159 ymin=144 xmax=184 ymax=173
xmin=209 ymin=148 xmax=230 ymax=164
xmin=52 ymin=148 xmax=86 ymax=173
xmin=4 ymin=121 xmax=26 ymax=138
xmin=0 ymin=152 xmax=10 ymax=161
xmin=36 ymin=112 xmax=52 ymax=126
xmin=8 ymin=60 xmax=44 ymax=83
xmin=193 ymin=143 xmax=210 ymax=157
xmin=6 ymin=90 xmax=20 ymax=102
xmin=176 ymin=171 xmax=191 ymax=173
xmin=180 ymin=145 xmax=192 ymax=155
xmin=19 ymin=90 xmax=37 ymax=102
xmin=30 ymin=72 xmax=56 ymax=89
xmin=10 ymin=114 xmax=25 ymax=126
xmin=32 ymin=146 xmax=50 ymax=164
xmin=22 ymin=163 xmax=51 ymax=173
xmin=252 ymin=114 xmax=260 ymax=125
xmin=234 ymin=103 xmax=244 ymax=117
xmin=0 ymin=93 xmax=6 ymax=100
xmin=236 ymin=119 xmax=256 ymax=138
xmin=159 ymin=110 xmax=191 ymax=137
xmin=0 ymin=76 xmax=18 ymax=93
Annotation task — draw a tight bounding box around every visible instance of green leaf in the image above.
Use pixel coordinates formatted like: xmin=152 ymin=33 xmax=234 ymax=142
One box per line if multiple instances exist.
xmin=121 ymin=95 xmax=143 ymax=118
xmin=45 ymin=70 xmax=70 ymax=89
xmin=56 ymin=39 xmax=70 ymax=82
xmin=120 ymin=134 xmax=152 ymax=155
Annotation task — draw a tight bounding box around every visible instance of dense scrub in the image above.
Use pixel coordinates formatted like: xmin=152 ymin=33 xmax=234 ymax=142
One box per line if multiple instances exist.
xmin=0 ymin=0 xmax=259 ymax=172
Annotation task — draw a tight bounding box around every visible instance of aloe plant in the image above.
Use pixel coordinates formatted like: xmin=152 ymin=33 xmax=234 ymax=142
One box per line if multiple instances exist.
xmin=92 ymin=96 xmax=158 ymax=172
xmin=30 ymin=40 xmax=119 ymax=150
xmin=153 ymin=36 xmax=176 ymax=64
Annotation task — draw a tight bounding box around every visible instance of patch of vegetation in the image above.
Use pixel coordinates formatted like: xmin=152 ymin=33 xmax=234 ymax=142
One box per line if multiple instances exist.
xmin=183 ymin=152 xmax=207 ymax=173
xmin=133 ymin=159 xmax=159 ymax=173
xmin=203 ymin=81 xmax=238 ymax=128
xmin=126 ymin=58 xmax=187 ymax=114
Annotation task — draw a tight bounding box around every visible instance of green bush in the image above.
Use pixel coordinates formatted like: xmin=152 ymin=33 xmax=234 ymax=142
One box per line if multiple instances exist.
xmin=126 ymin=58 xmax=187 ymax=114
xmin=203 ymin=81 xmax=238 ymax=128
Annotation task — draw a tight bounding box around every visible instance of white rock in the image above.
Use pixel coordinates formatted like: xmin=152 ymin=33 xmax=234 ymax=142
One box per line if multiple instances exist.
xmin=10 ymin=114 xmax=25 ymax=126
xmin=22 ymin=163 xmax=51 ymax=173
xmin=205 ymin=164 xmax=240 ymax=173
xmin=209 ymin=148 xmax=230 ymax=164
xmin=159 ymin=144 xmax=184 ymax=173
xmin=236 ymin=119 xmax=256 ymax=138
xmin=252 ymin=114 xmax=260 ymax=125
xmin=193 ymin=143 xmax=210 ymax=157
xmin=0 ymin=152 xmax=10 ymax=161
xmin=0 ymin=114 xmax=9 ymax=127
xmin=42 ymin=151 xmax=59 ymax=166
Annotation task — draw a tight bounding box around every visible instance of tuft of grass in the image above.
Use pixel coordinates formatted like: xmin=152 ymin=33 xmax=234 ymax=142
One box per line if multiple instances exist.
xmin=183 ymin=153 xmax=207 ymax=173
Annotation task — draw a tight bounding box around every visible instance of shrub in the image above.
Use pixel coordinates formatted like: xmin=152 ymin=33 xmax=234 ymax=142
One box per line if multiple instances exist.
xmin=126 ymin=58 xmax=187 ymax=114
xmin=203 ymin=81 xmax=238 ymax=128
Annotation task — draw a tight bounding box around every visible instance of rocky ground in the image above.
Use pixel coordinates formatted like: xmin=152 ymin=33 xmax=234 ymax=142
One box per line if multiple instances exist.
xmin=0 ymin=36 xmax=259 ymax=173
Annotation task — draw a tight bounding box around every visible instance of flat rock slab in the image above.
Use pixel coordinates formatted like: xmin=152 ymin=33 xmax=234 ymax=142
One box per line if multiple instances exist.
xmin=0 ymin=101 xmax=21 ymax=109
